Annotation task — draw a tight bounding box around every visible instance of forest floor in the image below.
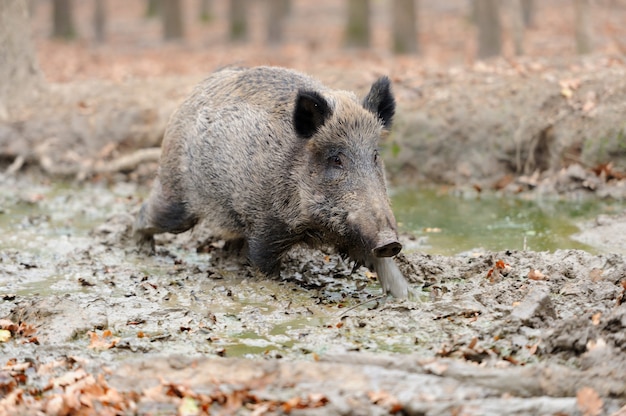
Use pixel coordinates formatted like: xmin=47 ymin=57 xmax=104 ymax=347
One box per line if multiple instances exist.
xmin=3 ymin=1 xmax=626 ymax=415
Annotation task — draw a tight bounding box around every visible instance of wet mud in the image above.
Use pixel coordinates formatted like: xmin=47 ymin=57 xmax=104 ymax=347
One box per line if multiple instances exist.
xmin=1 ymin=173 xmax=626 ymax=415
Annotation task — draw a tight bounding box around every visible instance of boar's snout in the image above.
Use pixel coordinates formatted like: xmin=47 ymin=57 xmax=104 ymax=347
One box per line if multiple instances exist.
xmin=372 ymin=231 xmax=402 ymax=258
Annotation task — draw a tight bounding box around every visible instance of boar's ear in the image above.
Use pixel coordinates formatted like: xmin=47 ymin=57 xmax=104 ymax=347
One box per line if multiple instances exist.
xmin=363 ymin=76 xmax=395 ymax=130
xmin=294 ymin=90 xmax=332 ymax=139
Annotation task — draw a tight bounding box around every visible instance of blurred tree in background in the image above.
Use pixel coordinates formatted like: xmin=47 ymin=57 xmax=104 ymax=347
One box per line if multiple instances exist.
xmin=267 ymin=0 xmax=290 ymax=45
xmin=574 ymin=0 xmax=593 ymax=54
xmin=163 ymin=0 xmax=184 ymax=40
xmin=392 ymin=0 xmax=419 ymax=54
xmin=93 ymin=0 xmax=106 ymax=43
xmin=508 ymin=0 xmax=525 ymax=55
xmin=345 ymin=0 xmax=370 ymax=48
xmin=52 ymin=0 xmax=76 ymax=39
xmin=229 ymin=0 xmax=248 ymax=42
xmin=199 ymin=0 xmax=214 ymax=22
xmin=521 ymin=0 xmax=535 ymax=27
xmin=0 ymin=0 xmax=42 ymax=118
xmin=146 ymin=0 xmax=161 ymax=17
xmin=26 ymin=0 xmax=612 ymax=63
xmin=474 ymin=0 xmax=502 ymax=59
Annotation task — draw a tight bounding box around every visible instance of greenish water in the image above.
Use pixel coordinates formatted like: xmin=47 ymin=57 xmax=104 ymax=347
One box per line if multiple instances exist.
xmin=391 ymin=187 xmax=626 ymax=255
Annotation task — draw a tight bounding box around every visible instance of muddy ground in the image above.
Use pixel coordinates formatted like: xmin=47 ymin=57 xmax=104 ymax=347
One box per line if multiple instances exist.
xmin=0 ymin=151 xmax=625 ymax=415
xmin=4 ymin=19 xmax=626 ymax=415
xmin=2 ymin=169 xmax=626 ymax=416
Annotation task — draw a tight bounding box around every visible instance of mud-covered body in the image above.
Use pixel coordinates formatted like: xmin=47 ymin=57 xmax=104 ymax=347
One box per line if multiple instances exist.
xmin=134 ymin=66 xmax=411 ymax=298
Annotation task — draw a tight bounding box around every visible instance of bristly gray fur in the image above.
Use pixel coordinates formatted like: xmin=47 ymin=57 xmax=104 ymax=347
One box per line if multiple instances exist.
xmin=134 ymin=66 xmax=410 ymax=298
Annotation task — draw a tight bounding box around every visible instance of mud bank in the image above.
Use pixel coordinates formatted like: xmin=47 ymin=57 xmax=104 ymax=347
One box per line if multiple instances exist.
xmin=3 ymin=59 xmax=626 ymax=199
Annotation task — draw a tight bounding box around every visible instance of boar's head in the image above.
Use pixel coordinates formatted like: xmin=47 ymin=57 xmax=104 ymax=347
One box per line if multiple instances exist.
xmin=293 ymin=76 xmax=402 ymax=269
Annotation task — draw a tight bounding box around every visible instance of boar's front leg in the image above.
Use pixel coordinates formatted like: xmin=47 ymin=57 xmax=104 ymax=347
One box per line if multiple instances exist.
xmin=247 ymin=222 xmax=295 ymax=276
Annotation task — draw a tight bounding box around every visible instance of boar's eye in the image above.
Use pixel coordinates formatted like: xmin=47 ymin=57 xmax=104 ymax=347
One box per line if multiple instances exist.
xmin=328 ymin=155 xmax=343 ymax=169
xmin=374 ymin=150 xmax=379 ymax=163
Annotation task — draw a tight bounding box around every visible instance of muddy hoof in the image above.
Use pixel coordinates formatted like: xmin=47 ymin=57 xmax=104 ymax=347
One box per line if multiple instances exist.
xmin=135 ymin=233 xmax=156 ymax=255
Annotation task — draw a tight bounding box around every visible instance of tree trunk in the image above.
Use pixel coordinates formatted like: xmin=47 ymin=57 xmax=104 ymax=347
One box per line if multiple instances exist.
xmin=392 ymin=0 xmax=418 ymax=54
xmin=162 ymin=0 xmax=184 ymax=40
xmin=475 ymin=0 xmax=501 ymax=59
xmin=0 ymin=0 xmax=43 ymax=119
xmin=521 ymin=0 xmax=534 ymax=27
xmin=229 ymin=0 xmax=248 ymax=42
xmin=345 ymin=0 xmax=370 ymax=48
xmin=266 ymin=0 xmax=290 ymax=45
xmin=93 ymin=0 xmax=106 ymax=43
xmin=574 ymin=0 xmax=593 ymax=54
xmin=146 ymin=0 xmax=161 ymax=17
xmin=508 ymin=0 xmax=524 ymax=55
xmin=199 ymin=0 xmax=214 ymax=22
xmin=52 ymin=0 xmax=76 ymax=39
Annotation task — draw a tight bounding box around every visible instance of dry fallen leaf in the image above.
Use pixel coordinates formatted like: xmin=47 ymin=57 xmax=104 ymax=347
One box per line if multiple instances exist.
xmin=561 ymin=86 xmax=573 ymax=98
xmin=591 ymin=312 xmax=602 ymax=326
xmin=586 ymin=338 xmax=607 ymax=352
xmin=0 ymin=329 xmax=11 ymax=343
xmin=17 ymin=323 xmax=37 ymax=337
xmin=87 ymin=330 xmax=120 ymax=350
xmin=468 ymin=337 xmax=478 ymax=350
xmin=577 ymin=386 xmax=603 ymax=416
xmin=0 ymin=319 xmax=17 ymax=331
xmin=487 ymin=260 xmax=512 ymax=283
xmin=50 ymin=369 xmax=88 ymax=389
xmin=4 ymin=361 xmax=31 ymax=372
xmin=582 ymin=98 xmax=596 ymax=113
xmin=368 ymin=390 xmax=402 ymax=413
xmin=559 ymin=78 xmax=581 ymax=99
xmin=178 ymin=396 xmax=200 ymax=416
xmin=527 ymin=269 xmax=547 ymax=280
xmin=589 ymin=268 xmax=603 ymax=282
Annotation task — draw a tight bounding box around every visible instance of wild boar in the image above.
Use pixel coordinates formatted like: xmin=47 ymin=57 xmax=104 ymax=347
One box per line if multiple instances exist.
xmin=134 ymin=66 xmax=411 ymax=298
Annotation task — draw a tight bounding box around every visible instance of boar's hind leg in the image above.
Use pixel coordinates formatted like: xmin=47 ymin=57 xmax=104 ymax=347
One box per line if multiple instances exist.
xmin=133 ymin=186 xmax=198 ymax=252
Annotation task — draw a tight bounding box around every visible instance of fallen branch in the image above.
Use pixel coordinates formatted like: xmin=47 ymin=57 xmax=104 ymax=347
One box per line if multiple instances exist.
xmin=93 ymin=147 xmax=161 ymax=174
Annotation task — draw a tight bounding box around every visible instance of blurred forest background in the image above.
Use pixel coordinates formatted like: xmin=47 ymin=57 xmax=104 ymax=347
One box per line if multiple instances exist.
xmin=4 ymin=0 xmax=626 ymax=189
xmin=23 ymin=0 xmax=626 ymax=83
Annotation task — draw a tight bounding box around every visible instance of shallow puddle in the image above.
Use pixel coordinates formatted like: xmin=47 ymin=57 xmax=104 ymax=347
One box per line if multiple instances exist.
xmin=392 ymin=187 xmax=626 ymax=255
